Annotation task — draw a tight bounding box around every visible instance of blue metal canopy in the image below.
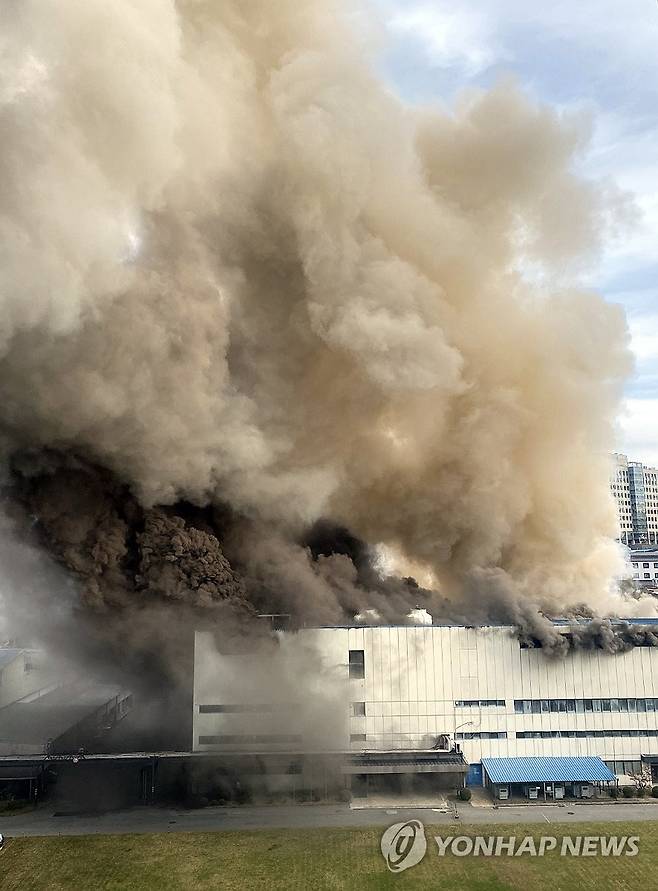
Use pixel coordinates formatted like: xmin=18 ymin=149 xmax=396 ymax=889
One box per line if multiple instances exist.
xmin=482 ymin=756 xmax=615 ymax=784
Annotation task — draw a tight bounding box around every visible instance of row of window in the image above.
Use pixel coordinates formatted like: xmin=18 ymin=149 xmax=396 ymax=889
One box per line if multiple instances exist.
xmin=201 ymin=702 xmax=363 ymax=715
xmin=198 ymin=734 xmax=302 ymax=745
xmin=516 ymin=729 xmax=658 ymax=739
xmin=514 ymin=698 xmax=658 ymax=714
xmin=455 ymin=700 xmax=505 ymax=708
xmin=199 ymin=704 xmax=281 ymax=714
xmin=353 ymin=731 xmax=507 ymax=742
xmin=458 ymin=729 xmax=658 ymax=741
xmin=201 ymin=698 xmax=658 ymax=717
xmin=455 ymin=732 xmax=508 ymax=740
xmin=605 ymin=760 xmax=642 ymax=776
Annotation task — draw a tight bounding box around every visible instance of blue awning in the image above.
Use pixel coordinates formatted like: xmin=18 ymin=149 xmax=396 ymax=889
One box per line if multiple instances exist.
xmin=482 ymin=756 xmax=615 ymax=784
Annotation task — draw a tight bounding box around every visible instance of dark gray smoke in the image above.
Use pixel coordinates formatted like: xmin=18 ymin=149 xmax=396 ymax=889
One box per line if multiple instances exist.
xmin=8 ymin=454 xmax=444 ymax=630
xmin=11 ymin=452 xmax=249 ymax=615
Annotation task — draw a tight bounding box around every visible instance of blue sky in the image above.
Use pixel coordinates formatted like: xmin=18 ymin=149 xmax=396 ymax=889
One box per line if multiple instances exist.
xmin=372 ymin=0 xmax=658 ymax=464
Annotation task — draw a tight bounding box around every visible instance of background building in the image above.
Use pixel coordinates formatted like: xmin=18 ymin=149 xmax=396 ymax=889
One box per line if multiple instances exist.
xmin=611 ymin=453 xmax=658 ymax=547
xmin=0 ymin=647 xmax=50 ymax=710
xmin=0 ymin=646 xmax=133 ymax=756
xmin=194 ymin=623 xmax=658 ymax=794
xmin=628 ymin=549 xmax=658 ymax=588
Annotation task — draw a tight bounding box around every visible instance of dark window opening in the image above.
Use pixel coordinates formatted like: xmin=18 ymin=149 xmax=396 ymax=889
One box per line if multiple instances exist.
xmin=198 ymin=734 xmax=303 ymax=745
xmin=349 ymin=650 xmax=365 ymax=679
xmin=198 ymin=704 xmax=281 ymax=714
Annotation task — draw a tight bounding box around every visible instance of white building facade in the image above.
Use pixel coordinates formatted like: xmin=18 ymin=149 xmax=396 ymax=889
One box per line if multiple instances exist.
xmin=611 ymin=453 xmax=658 ymax=547
xmin=611 ymin=453 xmax=634 ymax=545
xmin=629 ymin=549 xmax=658 ymax=587
xmin=194 ymin=624 xmax=658 ymax=780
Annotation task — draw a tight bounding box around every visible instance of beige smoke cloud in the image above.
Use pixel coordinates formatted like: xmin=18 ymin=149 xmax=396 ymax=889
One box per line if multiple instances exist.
xmin=0 ymin=0 xmax=638 ymax=622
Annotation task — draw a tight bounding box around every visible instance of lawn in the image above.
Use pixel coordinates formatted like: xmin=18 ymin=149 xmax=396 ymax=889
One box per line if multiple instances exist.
xmin=0 ymin=821 xmax=655 ymax=890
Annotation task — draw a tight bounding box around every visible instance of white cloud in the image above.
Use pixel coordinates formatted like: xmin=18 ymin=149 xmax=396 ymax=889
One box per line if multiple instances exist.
xmin=628 ymin=314 xmax=658 ymax=363
xmin=618 ymin=398 xmax=658 ymax=467
xmin=386 ymin=3 xmax=503 ymax=76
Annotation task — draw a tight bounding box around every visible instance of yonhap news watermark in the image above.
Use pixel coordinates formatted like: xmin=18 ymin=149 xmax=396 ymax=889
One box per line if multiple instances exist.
xmin=380 ymin=820 xmax=640 ymax=873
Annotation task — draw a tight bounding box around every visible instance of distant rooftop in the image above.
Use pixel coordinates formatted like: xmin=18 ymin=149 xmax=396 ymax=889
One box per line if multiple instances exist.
xmin=0 ymin=682 xmax=128 ymax=751
xmin=305 ymin=618 xmax=658 ymax=630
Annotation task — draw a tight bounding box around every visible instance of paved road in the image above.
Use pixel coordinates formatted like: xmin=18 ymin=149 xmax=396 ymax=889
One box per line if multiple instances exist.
xmin=3 ymin=801 xmax=658 ymax=838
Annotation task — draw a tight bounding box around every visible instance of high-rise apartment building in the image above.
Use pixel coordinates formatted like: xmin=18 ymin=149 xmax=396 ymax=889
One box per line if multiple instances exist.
xmin=611 ymin=453 xmax=658 ymax=547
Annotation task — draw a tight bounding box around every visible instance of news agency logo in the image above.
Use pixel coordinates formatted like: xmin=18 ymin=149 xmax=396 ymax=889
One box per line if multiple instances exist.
xmin=380 ymin=823 xmax=640 ymax=872
xmin=380 ymin=820 xmax=427 ymax=872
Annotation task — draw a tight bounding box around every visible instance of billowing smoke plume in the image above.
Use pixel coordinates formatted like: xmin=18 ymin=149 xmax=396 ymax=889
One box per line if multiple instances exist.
xmin=0 ymin=0 xmax=649 ymax=657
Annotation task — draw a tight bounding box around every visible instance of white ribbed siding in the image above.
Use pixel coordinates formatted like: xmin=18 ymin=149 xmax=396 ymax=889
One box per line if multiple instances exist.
xmin=193 ymin=626 xmax=658 ymax=765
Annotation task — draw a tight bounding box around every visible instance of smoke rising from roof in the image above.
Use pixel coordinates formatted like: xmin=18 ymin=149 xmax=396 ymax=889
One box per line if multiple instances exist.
xmin=0 ymin=0 xmax=652 ymax=662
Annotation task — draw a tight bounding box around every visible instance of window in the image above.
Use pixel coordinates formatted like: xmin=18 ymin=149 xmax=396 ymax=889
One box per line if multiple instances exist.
xmin=348 ymin=650 xmax=365 ymax=679
xmin=456 ymin=699 xmax=505 ymax=708
xmin=198 ymin=734 xmax=302 ymax=745
xmin=456 ymin=731 xmax=507 ymax=740
xmin=199 ymin=704 xmax=277 ymax=714
xmin=644 ymin=563 xmax=650 ymax=568
xmin=511 ymin=696 xmax=658 ymax=714
xmin=351 ymin=701 xmax=366 ymax=717
xmin=644 ymin=573 xmax=651 ymax=579
xmin=350 ymin=733 xmax=367 ymax=743
xmin=24 ymin=660 xmax=34 ymax=673
xmin=518 ymin=729 xmax=658 ymax=740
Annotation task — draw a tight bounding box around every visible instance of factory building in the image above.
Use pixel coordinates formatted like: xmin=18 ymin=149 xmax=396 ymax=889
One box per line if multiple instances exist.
xmin=194 ymin=622 xmax=658 ymax=797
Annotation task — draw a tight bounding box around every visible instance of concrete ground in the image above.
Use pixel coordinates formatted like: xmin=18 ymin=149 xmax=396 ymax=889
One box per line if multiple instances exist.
xmin=468 ymin=786 xmax=495 ymax=808
xmin=3 ymin=799 xmax=658 ymax=837
xmin=349 ymin=792 xmax=449 ymax=810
